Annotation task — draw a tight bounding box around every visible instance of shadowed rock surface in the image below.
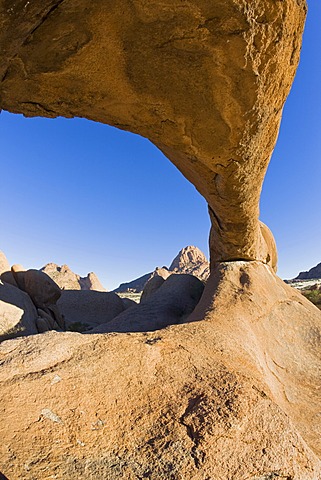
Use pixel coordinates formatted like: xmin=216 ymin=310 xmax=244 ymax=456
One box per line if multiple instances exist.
xmin=57 ymin=290 xmax=125 ymax=330
xmin=0 ymin=255 xmax=65 ymax=338
xmin=11 ymin=264 xmax=61 ymax=308
xmin=121 ymin=297 xmax=137 ymax=310
xmin=140 ymin=274 xmax=166 ymax=304
xmin=92 ymin=274 xmax=205 ymax=333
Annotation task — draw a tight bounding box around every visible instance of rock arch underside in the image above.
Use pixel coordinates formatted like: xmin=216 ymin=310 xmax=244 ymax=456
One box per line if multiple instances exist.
xmin=1 ymin=1 xmax=321 ymax=479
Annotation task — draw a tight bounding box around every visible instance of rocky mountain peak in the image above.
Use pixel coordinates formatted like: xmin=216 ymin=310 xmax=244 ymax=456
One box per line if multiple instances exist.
xmin=169 ymin=246 xmax=208 ymax=271
xmin=41 ymin=263 xmax=105 ymax=291
xmin=115 ymin=246 xmax=209 ymax=293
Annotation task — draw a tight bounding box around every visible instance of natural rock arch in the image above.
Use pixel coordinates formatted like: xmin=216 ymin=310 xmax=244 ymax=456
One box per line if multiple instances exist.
xmin=1 ymin=1 xmax=321 ymax=478
xmin=0 ymin=0 xmax=305 ymax=267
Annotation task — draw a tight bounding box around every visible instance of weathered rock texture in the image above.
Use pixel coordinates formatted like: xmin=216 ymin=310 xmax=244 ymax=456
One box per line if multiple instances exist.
xmin=189 ymin=262 xmax=321 ymax=461
xmin=1 ymin=1 xmax=320 ymax=477
xmin=41 ymin=263 xmax=106 ymax=291
xmin=1 ymin=263 xmax=321 ymax=479
xmin=169 ymin=245 xmax=210 ymax=280
xmin=0 ymin=0 xmax=306 ymax=265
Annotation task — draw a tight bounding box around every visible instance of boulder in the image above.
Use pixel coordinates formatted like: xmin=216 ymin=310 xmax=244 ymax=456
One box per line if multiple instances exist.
xmin=44 ymin=304 xmax=65 ymax=330
xmin=0 ymin=280 xmax=38 ymax=341
xmin=36 ymin=316 xmax=51 ymax=333
xmin=140 ymin=274 xmax=165 ymax=304
xmin=140 ymin=268 xmax=171 ymax=304
xmin=37 ymin=308 xmax=60 ymax=331
xmin=92 ymin=274 xmax=204 ymax=333
xmin=57 ymin=290 xmax=124 ymax=330
xmin=12 ymin=265 xmax=61 ymax=308
xmin=10 ymin=264 xmax=26 ymax=289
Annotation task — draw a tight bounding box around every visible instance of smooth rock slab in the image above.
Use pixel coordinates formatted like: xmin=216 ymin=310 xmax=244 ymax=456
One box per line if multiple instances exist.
xmin=0 ymin=324 xmax=320 ymax=479
xmin=93 ymin=273 xmax=205 ymax=333
xmin=57 ymin=290 xmax=125 ymax=329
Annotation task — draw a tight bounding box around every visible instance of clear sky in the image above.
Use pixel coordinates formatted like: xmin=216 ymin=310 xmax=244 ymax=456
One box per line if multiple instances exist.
xmin=0 ymin=0 xmax=320 ymax=289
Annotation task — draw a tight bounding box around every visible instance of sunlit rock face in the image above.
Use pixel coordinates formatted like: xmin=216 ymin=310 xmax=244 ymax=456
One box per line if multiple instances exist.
xmin=2 ymin=2 xmax=321 ymax=479
xmin=0 ymin=0 xmax=306 ymax=265
xmin=41 ymin=263 xmax=106 ymax=291
xmin=1 ymin=270 xmax=321 ymax=479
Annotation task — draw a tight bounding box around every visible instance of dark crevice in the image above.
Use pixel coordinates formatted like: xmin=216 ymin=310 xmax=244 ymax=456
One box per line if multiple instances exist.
xmin=1 ymin=1 xmax=66 ymax=82
xmin=20 ymin=101 xmax=56 ymax=116
xmin=179 ymin=395 xmax=206 ymax=469
xmin=1 ymin=68 xmax=10 ymax=83
xmin=22 ymin=0 xmax=65 ymax=46
xmin=208 ymin=206 xmax=223 ymax=231
xmin=212 ymin=258 xmax=256 ymax=264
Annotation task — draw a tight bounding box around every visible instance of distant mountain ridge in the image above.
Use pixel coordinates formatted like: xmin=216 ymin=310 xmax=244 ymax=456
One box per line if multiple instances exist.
xmin=114 ymin=246 xmax=209 ymax=293
xmin=295 ymin=262 xmax=321 ymax=280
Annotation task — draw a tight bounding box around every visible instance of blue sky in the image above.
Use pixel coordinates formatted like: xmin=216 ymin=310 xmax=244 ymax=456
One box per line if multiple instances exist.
xmin=0 ymin=0 xmax=320 ymax=289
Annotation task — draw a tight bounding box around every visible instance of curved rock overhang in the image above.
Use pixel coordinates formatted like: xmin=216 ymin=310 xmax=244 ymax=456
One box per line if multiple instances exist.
xmin=0 ymin=0 xmax=307 ymax=267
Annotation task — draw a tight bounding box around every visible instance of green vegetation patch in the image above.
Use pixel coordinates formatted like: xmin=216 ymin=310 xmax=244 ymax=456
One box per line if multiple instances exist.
xmin=301 ymin=285 xmax=321 ymax=310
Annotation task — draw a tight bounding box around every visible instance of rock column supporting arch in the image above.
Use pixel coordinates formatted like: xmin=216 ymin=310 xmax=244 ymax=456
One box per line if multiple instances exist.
xmin=0 ymin=0 xmax=307 ymax=267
